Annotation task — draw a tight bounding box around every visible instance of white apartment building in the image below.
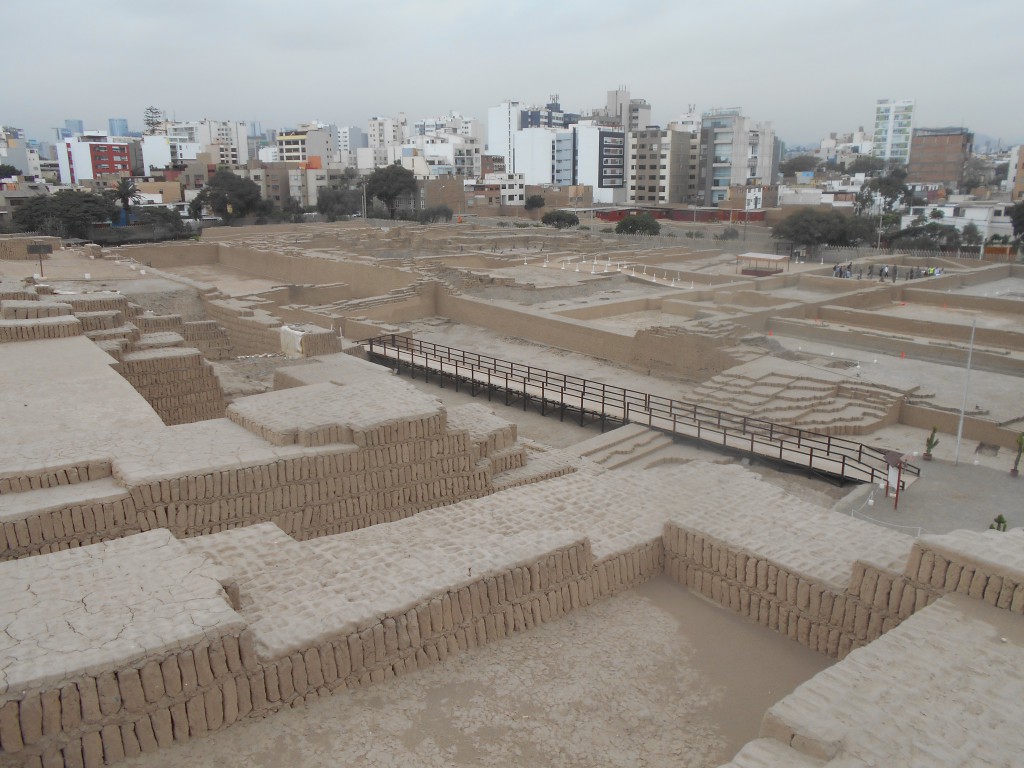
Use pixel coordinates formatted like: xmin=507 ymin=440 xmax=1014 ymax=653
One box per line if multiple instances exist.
xmin=871 ymin=99 xmax=914 ymax=165
xmin=140 ymin=135 xmax=200 ymax=176
xmin=599 ymin=87 xmax=651 ymax=132
xmin=56 ymin=132 xmax=132 ymax=184
xmin=356 ymin=147 xmax=388 ymax=173
xmin=575 ymin=122 xmax=626 ymax=205
xmin=338 ymin=126 xmax=367 ymax=154
xmin=697 ymin=108 xmax=779 ymax=206
xmin=276 ymin=123 xmax=339 ymax=163
xmin=395 ymin=133 xmax=481 ymax=178
xmin=165 ymin=119 xmax=249 ymax=166
xmin=901 ymin=202 xmax=1015 ymax=241
xmin=483 ymin=173 xmax=526 ymax=206
xmin=487 ymin=101 xmax=522 ymax=174
xmin=413 ymin=113 xmax=482 ymax=142
xmin=0 ymin=128 xmax=41 ymax=178
xmin=817 ymin=129 xmax=874 ymax=166
xmin=367 ymin=114 xmax=409 ymax=149
xmin=513 ymin=128 xmax=557 ymax=185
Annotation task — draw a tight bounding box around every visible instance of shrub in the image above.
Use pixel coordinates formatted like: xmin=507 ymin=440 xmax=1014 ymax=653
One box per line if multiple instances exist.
xmin=541 ymin=210 xmax=580 ymax=229
xmin=615 ymin=213 xmax=660 ymax=236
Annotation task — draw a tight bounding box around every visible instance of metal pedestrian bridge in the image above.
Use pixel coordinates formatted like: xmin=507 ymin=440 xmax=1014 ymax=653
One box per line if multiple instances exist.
xmin=361 ymin=334 xmax=918 ymax=488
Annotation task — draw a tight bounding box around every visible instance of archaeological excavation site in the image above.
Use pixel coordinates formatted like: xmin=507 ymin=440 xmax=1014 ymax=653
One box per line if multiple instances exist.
xmin=1 ymin=223 xmax=1023 ymax=767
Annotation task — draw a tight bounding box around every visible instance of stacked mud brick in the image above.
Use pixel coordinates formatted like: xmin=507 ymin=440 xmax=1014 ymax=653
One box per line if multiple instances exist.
xmin=0 ymin=466 xmax=672 ymax=768
xmin=0 ymin=380 xmax=563 ymax=561
xmin=134 ymin=315 xmax=232 ymax=361
xmin=724 ymin=533 xmax=1024 ymax=767
xmin=182 ymin=321 xmax=232 ymax=360
xmin=297 ymin=326 xmax=343 ymax=357
xmin=0 ymin=297 xmax=82 ymax=342
xmin=201 ymin=296 xmax=281 ymax=355
xmin=0 ymin=236 xmax=60 ymax=261
xmin=114 ymin=348 xmax=226 ymax=426
xmin=663 ymin=481 xmax=1024 ymax=661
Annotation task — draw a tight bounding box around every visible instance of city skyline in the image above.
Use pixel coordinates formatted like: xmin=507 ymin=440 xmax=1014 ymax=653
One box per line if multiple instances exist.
xmin=5 ymin=0 xmax=1023 ymax=149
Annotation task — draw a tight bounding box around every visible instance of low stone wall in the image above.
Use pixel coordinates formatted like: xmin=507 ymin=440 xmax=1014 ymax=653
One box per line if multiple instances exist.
xmin=182 ymin=321 xmax=232 ymax=360
xmin=0 ymin=529 xmax=660 ymax=768
xmin=0 ymin=236 xmax=60 ymax=261
xmin=665 ymin=523 xmax=1024 ymax=663
xmin=0 ymin=316 xmax=83 ymax=343
xmin=115 ymin=348 xmax=227 ymax=426
xmin=201 ymin=296 xmax=280 ymax=356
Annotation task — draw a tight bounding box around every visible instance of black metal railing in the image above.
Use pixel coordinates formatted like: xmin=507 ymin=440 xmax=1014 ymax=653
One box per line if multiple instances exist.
xmin=361 ymin=334 xmax=918 ymax=487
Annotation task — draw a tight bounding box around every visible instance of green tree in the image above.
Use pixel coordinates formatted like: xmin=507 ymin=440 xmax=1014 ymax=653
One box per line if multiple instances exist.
xmin=112 ymin=178 xmax=143 ymax=226
xmin=961 ymin=222 xmax=982 ymax=246
xmin=779 ymin=155 xmax=819 ymax=176
xmin=844 ymin=215 xmax=880 ymax=245
xmin=616 ymin=213 xmax=661 ymax=236
xmin=889 ymin=222 xmax=961 ymax=251
xmin=365 ymin=163 xmax=417 ymax=219
xmin=524 ymin=194 xmax=545 ymax=211
xmin=845 ymin=156 xmax=886 ymax=174
xmin=316 ymin=187 xmax=362 ymax=221
xmin=192 ymin=169 xmax=264 ymax=220
xmin=771 ymin=209 xmax=861 ymax=255
xmin=0 ymin=163 xmax=21 ymax=178
xmin=855 ymin=172 xmax=911 ymax=214
xmin=417 ymin=205 xmax=453 ymax=224
xmin=928 ymin=208 xmax=944 ymax=220
xmin=1008 ymin=200 xmax=1024 ymax=240
xmin=12 ymin=190 xmax=116 ymax=238
xmin=133 ymin=205 xmax=186 ymax=236
xmin=143 ymin=106 xmax=164 ymax=135
xmin=540 ymin=210 xmax=579 ymax=229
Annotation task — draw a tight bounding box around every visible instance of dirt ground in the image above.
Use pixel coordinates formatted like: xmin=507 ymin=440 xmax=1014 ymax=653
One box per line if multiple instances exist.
xmin=126 ymin=577 xmax=832 ymax=768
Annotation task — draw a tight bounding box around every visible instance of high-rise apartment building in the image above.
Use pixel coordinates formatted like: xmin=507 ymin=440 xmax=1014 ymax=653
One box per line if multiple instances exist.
xmin=627 ymin=128 xmax=697 ymax=205
xmin=0 ymin=127 xmax=42 ymax=177
xmin=906 ymin=127 xmax=973 ymax=188
xmin=1008 ymin=145 xmax=1024 ymax=202
xmin=57 ymin=132 xmax=133 ymax=184
xmin=697 ymin=108 xmax=779 ymax=206
xmin=601 ymin=87 xmax=651 ymax=132
xmin=487 ymin=98 xmax=579 ymax=174
xmin=276 ymin=123 xmax=339 ymax=163
xmin=165 ymin=120 xmax=249 ymax=166
xmin=367 ymin=114 xmax=409 ymax=149
xmin=871 ymin=98 xmax=915 ymax=165
xmin=108 ymin=118 xmax=129 ymax=137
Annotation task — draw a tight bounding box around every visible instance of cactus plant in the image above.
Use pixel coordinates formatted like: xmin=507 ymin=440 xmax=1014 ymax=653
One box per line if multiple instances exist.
xmin=924 ymin=426 xmax=939 ymax=460
xmin=990 ymin=515 xmax=1008 ymax=532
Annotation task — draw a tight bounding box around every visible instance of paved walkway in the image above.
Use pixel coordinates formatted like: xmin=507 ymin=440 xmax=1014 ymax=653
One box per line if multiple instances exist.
xmin=832 ymin=458 xmax=1023 ymax=537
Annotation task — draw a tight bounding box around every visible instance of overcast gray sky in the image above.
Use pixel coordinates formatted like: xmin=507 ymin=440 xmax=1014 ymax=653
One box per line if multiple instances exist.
xmin=5 ymin=0 xmax=1022 ymax=149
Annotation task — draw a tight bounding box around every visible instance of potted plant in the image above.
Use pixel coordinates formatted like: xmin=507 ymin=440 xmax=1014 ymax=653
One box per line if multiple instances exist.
xmin=924 ymin=426 xmax=939 ymax=461
xmin=1012 ymin=433 xmax=1023 ymax=478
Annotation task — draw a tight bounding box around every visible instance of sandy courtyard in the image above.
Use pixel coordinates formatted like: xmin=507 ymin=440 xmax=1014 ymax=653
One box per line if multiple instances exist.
xmin=124 ymin=578 xmax=831 ymax=768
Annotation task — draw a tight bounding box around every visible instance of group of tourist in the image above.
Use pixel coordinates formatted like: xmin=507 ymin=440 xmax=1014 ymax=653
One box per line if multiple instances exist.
xmin=831 ymin=262 xmax=861 ymax=279
xmin=868 ymin=264 xmax=944 ymax=281
xmin=827 ymin=263 xmax=947 ymax=282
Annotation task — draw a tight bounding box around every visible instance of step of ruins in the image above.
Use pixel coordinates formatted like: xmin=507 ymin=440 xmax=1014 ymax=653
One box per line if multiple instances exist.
xmin=0 ymin=476 xmax=131 ymax=553
xmin=0 ymin=459 xmax=113 ymax=495
xmin=569 ymin=423 xmax=676 ymax=470
xmin=571 ymin=423 xmax=654 ymax=461
xmin=601 ymin=433 xmax=676 ymax=470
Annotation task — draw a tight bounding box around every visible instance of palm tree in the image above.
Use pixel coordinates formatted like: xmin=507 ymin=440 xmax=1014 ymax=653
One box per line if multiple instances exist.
xmin=114 ymin=178 xmax=143 ymax=226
